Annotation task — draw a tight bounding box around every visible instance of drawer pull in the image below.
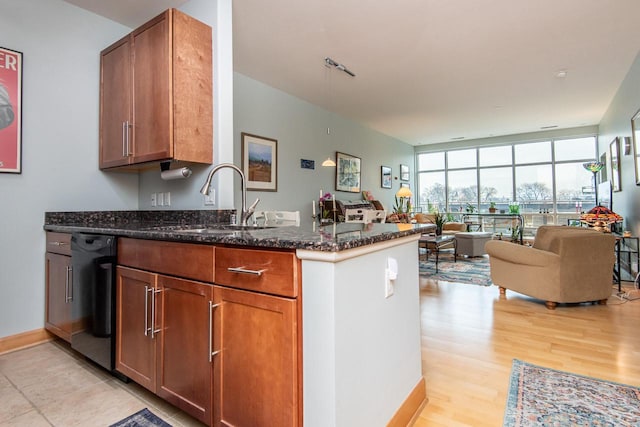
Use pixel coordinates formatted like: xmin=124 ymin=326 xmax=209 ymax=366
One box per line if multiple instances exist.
xmin=227 ymin=266 xmax=266 ymax=276
xmin=50 ymin=241 xmax=68 ymax=246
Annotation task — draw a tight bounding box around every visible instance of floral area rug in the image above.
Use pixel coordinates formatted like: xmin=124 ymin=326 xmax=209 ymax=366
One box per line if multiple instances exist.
xmin=504 ymin=359 xmax=640 ymax=426
xmin=419 ymin=252 xmax=492 ymax=286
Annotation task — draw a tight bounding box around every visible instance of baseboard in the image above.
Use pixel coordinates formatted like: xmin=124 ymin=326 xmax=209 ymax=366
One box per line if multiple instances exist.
xmin=0 ymin=328 xmax=55 ymax=355
xmin=387 ymin=376 xmax=428 ymax=427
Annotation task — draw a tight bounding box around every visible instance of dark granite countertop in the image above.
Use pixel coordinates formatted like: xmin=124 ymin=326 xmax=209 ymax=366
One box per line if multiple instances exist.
xmin=44 ymin=210 xmax=434 ymax=252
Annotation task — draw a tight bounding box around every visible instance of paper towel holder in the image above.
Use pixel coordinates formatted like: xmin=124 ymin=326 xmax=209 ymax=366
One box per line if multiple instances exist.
xmin=160 ymin=161 xmax=192 ymax=180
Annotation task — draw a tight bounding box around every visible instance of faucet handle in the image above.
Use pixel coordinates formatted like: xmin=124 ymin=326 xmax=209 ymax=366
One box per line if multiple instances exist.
xmin=247 ymin=198 xmax=260 ymax=215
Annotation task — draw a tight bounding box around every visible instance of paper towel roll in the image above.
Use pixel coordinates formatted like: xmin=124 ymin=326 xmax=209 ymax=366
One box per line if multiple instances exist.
xmin=160 ymin=167 xmax=192 ymax=180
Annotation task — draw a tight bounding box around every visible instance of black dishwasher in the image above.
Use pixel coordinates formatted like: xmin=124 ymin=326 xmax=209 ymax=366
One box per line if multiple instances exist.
xmin=70 ymin=233 xmax=117 ymax=372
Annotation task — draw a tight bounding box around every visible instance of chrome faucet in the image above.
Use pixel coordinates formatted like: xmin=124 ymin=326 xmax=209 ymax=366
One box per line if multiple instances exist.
xmin=200 ymin=163 xmax=260 ymax=226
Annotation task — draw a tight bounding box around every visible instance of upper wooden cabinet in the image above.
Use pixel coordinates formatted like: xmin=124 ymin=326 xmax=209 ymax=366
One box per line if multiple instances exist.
xmin=99 ymin=9 xmax=213 ymax=169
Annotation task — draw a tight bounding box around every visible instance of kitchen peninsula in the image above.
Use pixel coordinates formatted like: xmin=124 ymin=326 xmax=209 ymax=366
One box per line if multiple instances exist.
xmin=44 ymin=210 xmax=430 ymax=427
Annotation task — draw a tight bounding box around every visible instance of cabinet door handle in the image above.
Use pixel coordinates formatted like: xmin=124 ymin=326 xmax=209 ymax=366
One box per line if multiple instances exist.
xmin=65 ymin=266 xmax=73 ymax=302
xmin=150 ymin=289 xmax=162 ymax=338
xmin=122 ymin=121 xmax=127 ymax=157
xmin=122 ymin=121 xmax=131 ymax=157
xmin=227 ymin=266 xmax=266 ymax=276
xmin=144 ymin=285 xmax=150 ymax=336
xmin=208 ymin=301 xmax=221 ymax=362
xmin=125 ymin=120 xmax=131 ymax=156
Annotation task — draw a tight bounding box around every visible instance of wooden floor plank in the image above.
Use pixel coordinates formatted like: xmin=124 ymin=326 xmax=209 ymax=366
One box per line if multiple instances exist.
xmin=415 ymin=278 xmax=640 ymax=426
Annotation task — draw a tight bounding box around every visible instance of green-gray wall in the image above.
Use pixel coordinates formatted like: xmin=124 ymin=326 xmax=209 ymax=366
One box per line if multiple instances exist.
xmin=233 ymin=73 xmax=415 ymax=226
xmin=599 ymin=50 xmax=640 ymax=236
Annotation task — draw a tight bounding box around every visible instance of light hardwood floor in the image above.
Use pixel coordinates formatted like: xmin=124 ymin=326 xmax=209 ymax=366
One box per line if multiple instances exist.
xmin=413 ymin=277 xmax=640 ymax=427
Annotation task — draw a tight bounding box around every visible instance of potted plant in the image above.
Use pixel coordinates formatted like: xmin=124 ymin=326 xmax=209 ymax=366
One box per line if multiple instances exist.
xmin=465 ymin=203 xmax=476 ymax=213
xmin=433 ymin=210 xmax=447 ymax=235
xmin=510 ymin=225 xmax=521 ymax=243
xmin=488 ymin=201 xmax=497 ymax=213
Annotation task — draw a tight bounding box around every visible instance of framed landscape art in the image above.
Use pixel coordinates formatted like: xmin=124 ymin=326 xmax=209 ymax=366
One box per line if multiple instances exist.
xmin=242 ymin=132 xmax=277 ymax=191
xmin=381 ymin=166 xmax=392 ymax=188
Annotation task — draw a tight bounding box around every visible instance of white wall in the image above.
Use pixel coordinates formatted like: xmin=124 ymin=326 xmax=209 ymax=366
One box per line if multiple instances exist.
xmin=598 ymin=50 xmax=640 ymax=236
xmin=0 ymin=0 xmax=139 ymax=338
xmin=232 ymin=73 xmax=415 ymax=226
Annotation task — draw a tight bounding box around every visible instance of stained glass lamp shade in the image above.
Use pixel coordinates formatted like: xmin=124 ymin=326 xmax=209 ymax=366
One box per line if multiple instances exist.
xmin=583 ymin=161 xmax=604 ymax=205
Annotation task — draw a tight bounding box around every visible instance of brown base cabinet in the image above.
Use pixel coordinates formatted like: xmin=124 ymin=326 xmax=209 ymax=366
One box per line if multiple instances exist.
xmin=115 ymin=239 xmax=301 ymax=426
xmin=45 ymin=232 xmax=72 ymax=342
xmin=213 ymin=286 xmax=299 ymax=427
xmin=115 ymin=266 xmax=213 ymax=424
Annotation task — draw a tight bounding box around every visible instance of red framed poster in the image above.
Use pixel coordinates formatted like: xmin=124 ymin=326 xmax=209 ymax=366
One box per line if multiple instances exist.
xmin=0 ymin=46 xmax=22 ymax=173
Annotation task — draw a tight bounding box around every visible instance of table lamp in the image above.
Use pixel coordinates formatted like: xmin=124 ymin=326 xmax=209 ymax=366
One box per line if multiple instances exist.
xmin=395 ymin=187 xmax=413 ymax=213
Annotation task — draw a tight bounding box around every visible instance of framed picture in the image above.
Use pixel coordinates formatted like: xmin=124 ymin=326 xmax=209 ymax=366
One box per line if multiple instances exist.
xmin=632 ymin=108 xmax=640 ymax=185
xmin=381 ymin=166 xmax=392 ymax=188
xmin=609 ymin=137 xmax=621 ymax=192
xmin=0 ymin=46 xmax=23 ymax=174
xmin=400 ymin=182 xmax=410 ymax=188
xmin=599 ymin=152 xmax=607 ymax=184
xmin=242 ymin=132 xmax=277 ymax=191
xmin=335 ymin=151 xmax=361 ymax=193
xmin=400 ymin=164 xmax=409 ymax=181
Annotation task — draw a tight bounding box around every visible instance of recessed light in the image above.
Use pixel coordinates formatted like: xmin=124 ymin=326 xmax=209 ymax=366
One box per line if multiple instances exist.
xmin=556 ymin=70 xmax=567 ymax=78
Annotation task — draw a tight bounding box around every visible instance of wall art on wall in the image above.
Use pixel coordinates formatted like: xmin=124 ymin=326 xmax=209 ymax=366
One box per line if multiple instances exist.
xmin=400 ymin=164 xmax=409 ymax=181
xmin=300 ymin=159 xmax=315 ymax=170
xmin=335 ymin=151 xmax=361 ymax=193
xmin=0 ymin=46 xmax=22 ymax=174
xmin=632 ymin=108 xmax=640 ymax=185
xmin=609 ymin=137 xmax=621 ymax=192
xmin=242 ymin=132 xmax=278 ymax=191
xmin=381 ymin=166 xmax=392 ymax=188
xmin=599 ymin=152 xmax=607 ymax=184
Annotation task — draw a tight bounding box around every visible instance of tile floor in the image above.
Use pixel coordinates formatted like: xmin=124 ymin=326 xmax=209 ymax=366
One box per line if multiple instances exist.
xmin=0 ymin=340 xmax=205 ymax=426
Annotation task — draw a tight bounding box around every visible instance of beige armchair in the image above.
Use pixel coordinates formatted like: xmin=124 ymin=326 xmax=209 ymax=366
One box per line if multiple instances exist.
xmin=485 ymin=225 xmax=616 ymax=309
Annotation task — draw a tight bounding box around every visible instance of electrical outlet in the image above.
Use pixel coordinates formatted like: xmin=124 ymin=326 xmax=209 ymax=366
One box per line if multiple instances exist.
xmin=150 ymin=193 xmax=157 ymax=207
xmin=157 ymin=192 xmax=164 ymax=206
xmin=165 ymin=192 xmax=171 ymax=206
xmin=204 ymin=189 xmax=215 ymax=206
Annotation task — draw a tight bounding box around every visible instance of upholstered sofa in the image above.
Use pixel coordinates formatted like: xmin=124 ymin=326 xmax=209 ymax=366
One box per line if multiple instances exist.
xmin=413 ymin=213 xmax=467 ymax=234
xmin=485 ymin=225 xmax=616 ymax=309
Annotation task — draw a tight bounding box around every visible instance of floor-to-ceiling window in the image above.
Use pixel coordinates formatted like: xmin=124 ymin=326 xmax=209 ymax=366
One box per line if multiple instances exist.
xmin=416 ymin=136 xmax=598 ymax=231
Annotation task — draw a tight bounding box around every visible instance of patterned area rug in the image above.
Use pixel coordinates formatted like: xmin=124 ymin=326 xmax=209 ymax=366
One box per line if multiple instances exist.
xmin=504 ymin=359 xmax=640 ymax=426
xmin=110 ymin=408 xmax=172 ymax=427
xmin=419 ymin=253 xmax=492 ymax=286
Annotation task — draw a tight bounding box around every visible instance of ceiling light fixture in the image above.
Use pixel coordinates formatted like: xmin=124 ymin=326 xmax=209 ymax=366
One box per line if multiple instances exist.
xmin=325 ymin=57 xmax=356 ymax=77
xmin=556 ymin=70 xmax=568 ymax=78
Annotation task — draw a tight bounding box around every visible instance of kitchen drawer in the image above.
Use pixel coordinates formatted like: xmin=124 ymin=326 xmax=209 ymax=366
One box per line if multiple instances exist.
xmin=46 ymin=232 xmax=71 ymax=256
xmin=118 ymin=238 xmax=215 ymax=283
xmin=215 ymin=247 xmax=299 ymax=297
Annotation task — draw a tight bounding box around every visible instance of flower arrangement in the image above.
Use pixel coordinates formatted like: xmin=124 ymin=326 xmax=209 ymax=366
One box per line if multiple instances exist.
xmin=319 ymin=192 xmax=335 ymax=220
